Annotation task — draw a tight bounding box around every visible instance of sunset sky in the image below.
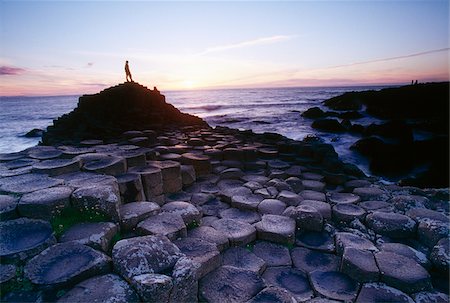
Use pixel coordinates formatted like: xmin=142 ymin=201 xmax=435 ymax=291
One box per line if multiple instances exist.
xmin=0 ymin=1 xmax=449 ymax=96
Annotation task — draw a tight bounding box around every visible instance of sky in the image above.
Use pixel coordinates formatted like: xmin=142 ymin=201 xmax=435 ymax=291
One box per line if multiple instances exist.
xmin=0 ymin=0 xmax=449 ymax=96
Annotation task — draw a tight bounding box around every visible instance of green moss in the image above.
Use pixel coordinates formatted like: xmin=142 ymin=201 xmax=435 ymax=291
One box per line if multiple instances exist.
xmin=186 ymin=220 xmax=200 ymax=230
xmin=0 ymin=266 xmax=34 ymax=298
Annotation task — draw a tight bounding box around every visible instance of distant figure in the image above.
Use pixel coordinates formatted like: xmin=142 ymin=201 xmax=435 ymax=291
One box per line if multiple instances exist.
xmin=153 ymin=86 xmax=159 ymax=93
xmin=411 ymin=80 xmax=414 ymax=85
xmin=414 ymin=80 xmax=418 ymax=85
xmin=125 ymin=60 xmax=133 ymax=82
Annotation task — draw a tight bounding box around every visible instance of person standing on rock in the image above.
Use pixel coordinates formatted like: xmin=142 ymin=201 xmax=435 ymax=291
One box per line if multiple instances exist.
xmin=125 ymin=60 xmax=133 ymax=82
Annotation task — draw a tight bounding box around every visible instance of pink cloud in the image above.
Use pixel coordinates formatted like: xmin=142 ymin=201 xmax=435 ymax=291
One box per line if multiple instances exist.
xmin=0 ymin=66 xmax=26 ymax=75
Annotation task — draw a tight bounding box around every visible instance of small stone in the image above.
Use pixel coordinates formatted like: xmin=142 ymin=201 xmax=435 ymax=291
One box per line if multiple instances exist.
xmin=290 ymin=205 xmax=323 ymax=232
xmin=335 ymin=232 xmax=378 ymax=256
xmin=341 ymin=247 xmax=379 ymax=282
xmin=296 ymin=230 xmax=335 ymax=253
xmin=356 ymin=282 xmax=414 ymax=303
xmin=263 ymin=267 xmax=314 ymax=301
xmin=137 ymin=212 xmax=187 ymax=240
xmin=430 ymin=238 xmax=450 ymax=272
xmin=255 ymin=214 xmax=296 ymax=244
xmin=222 ymin=247 xmax=266 ymax=274
xmin=277 ymin=190 xmax=302 ymax=206
xmin=302 ymin=180 xmax=326 ymax=192
xmin=0 ymin=264 xmax=16 ymax=284
xmin=219 ymin=208 xmax=261 ymax=224
xmin=231 ymin=193 xmax=264 ymax=211
xmin=328 ymin=192 xmax=360 ymax=204
xmin=72 ymin=185 xmax=121 ymax=222
xmin=18 ymin=186 xmax=72 ymax=220
xmin=300 ymin=200 xmax=332 ymax=220
xmin=353 ymin=187 xmax=388 ymax=201
xmin=366 ymin=211 xmax=416 ymax=238
xmin=24 ymin=242 xmax=111 ymax=288
xmin=116 ymin=173 xmax=145 ymax=203
xmin=0 ymin=195 xmax=19 ymax=220
xmin=0 ymin=173 xmax=64 ymax=194
xmin=309 ymin=271 xmax=360 ymax=301
xmin=187 ymin=226 xmax=229 ymax=252
xmin=257 ymin=199 xmax=286 ymax=215
xmin=375 ymin=251 xmax=432 ymax=293
xmin=291 ymin=247 xmax=339 ymax=274
xmin=119 ymin=201 xmax=160 ymax=231
xmin=211 ymin=218 xmax=256 ymax=246
xmin=131 ymin=273 xmax=173 ymax=303
xmin=253 ymin=241 xmax=292 ymax=267
xmin=59 ymin=222 xmax=118 ymax=253
xmin=0 ymin=218 xmax=56 ymax=263
xmin=332 ymin=203 xmax=366 ymax=223
xmin=299 ymin=190 xmax=326 ymax=202
xmin=161 ymin=201 xmax=202 ymax=226
xmin=248 ymin=286 xmax=296 ymax=303
xmin=58 ymin=274 xmax=140 ymax=303
xmin=199 ymin=266 xmax=265 ymax=303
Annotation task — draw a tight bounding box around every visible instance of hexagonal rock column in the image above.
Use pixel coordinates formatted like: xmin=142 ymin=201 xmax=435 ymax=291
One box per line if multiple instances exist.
xmin=119 ymin=201 xmax=160 ymax=231
xmin=257 ymin=199 xmax=286 ymax=215
xmin=78 ymin=153 xmax=127 ymax=176
xmin=327 ymin=192 xmax=360 ymax=204
xmin=59 ymin=222 xmax=118 ymax=253
xmin=379 ymin=242 xmax=431 ymax=270
xmin=374 ymin=251 xmax=432 ymax=293
xmin=248 ymin=286 xmax=296 ymax=303
xmin=291 ymin=247 xmax=340 ymax=274
xmin=129 ymin=166 xmax=164 ymax=203
xmin=263 ymin=267 xmax=314 ymax=302
xmin=181 ymin=165 xmax=196 ymax=186
xmin=289 ymin=205 xmax=323 ymax=232
xmin=0 ymin=263 xmax=16 ymax=284
xmin=181 ymin=153 xmax=212 ymax=177
xmin=335 ymin=232 xmax=378 ymax=256
xmin=112 ymin=235 xmax=183 ymax=281
xmin=32 ymin=158 xmax=80 ymax=176
xmin=187 ymin=226 xmax=229 ymax=252
xmin=295 ymin=230 xmax=335 ymax=253
xmin=417 ymin=219 xmax=449 ymax=248
xmin=365 ymin=211 xmax=417 ymax=238
xmin=136 ymin=212 xmax=187 ymax=241
xmin=341 ymin=247 xmax=379 ymax=282
xmin=0 ymin=173 xmax=64 ymax=194
xmin=219 ymin=208 xmax=261 ymax=224
xmin=71 ymin=185 xmax=121 ymax=222
xmin=0 ymin=194 xmax=19 ymax=220
xmin=254 ymin=214 xmax=296 ymax=244
xmin=174 ymin=238 xmax=221 ymax=278
xmin=161 ymin=201 xmax=202 ymax=226
xmin=148 ymin=160 xmax=182 ymax=194
xmin=131 ymin=273 xmax=173 ymax=303
xmin=253 ymin=241 xmax=292 ymax=267
xmin=28 ymin=148 xmax=63 ymax=160
xmin=0 ymin=218 xmax=56 ymax=263
xmin=199 ymin=266 xmax=265 ymax=303
xmin=352 ymin=187 xmax=389 ymax=201
xmin=332 ymin=203 xmax=366 ymax=223
xmin=222 ymin=247 xmax=266 ymax=274
xmin=355 ymin=282 xmax=414 ymax=303
xmin=24 ymin=242 xmax=111 ymax=289
xmin=59 ymin=171 xmax=118 ymax=188
xmin=211 ymin=218 xmax=256 ymax=246
xmin=57 ymin=274 xmax=140 ymax=303
xmin=430 ymin=238 xmax=450 ymax=272
xmin=116 ymin=173 xmax=145 ymax=203
xmin=18 ymin=186 xmax=73 ymax=220
xmin=309 ymin=270 xmax=360 ymax=301
xmin=299 ymin=200 xmax=331 ymax=220
xmin=169 ymin=256 xmax=199 ymax=303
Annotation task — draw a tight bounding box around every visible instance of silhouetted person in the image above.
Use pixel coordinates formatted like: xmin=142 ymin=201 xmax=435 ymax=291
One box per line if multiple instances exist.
xmin=411 ymin=80 xmax=414 ymax=85
xmin=414 ymin=80 xmax=418 ymax=85
xmin=125 ymin=60 xmax=133 ymax=82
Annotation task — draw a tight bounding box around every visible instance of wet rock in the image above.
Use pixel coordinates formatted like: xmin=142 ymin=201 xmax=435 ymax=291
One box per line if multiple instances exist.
xmin=263 ymin=267 xmax=313 ymax=301
xmin=299 ymin=190 xmax=326 ymax=202
xmin=162 ymin=201 xmax=202 ymax=226
xmin=116 ymin=173 xmax=145 ymax=203
xmin=253 ymin=241 xmax=291 ymax=267
xmin=327 ymin=192 xmax=360 ymax=204
xmin=137 ymin=212 xmax=187 ymax=240
xmin=112 ymin=235 xmax=182 ymax=281
xmin=302 ymin=180 xmax=326 ymax=192
xmin=0 ymin=194 xmax=18 ymax=220
xmin=0 ymin=218 xmax=56 ymax=263
xmin=353 ymin=187 xmax=389 ymax=201
xmin=58 ymin=273 xmax=139 ymax=303
xmin=181 ymin=165 xmax=196 ymax=186
xmin=412 ymin=290 xmax=449 ymax=303
xmin=199 ymin=266 xmax=265 ymax=303
xmin=291 ymin=247 xmax=339 ymax=274
xmin=181 ymin=153 xmax=212 ymax=176
xmin=72 ymin=185 xmax=121 ymax=222
xmin=302 ymin=107 xmax=325 ymax=118
xmin=417 ymin=220 xmax=449 ymax=248
xmin=312 ymin=118 xmax=346 ymax=132
xmin=131 ymin=273 xmax=172 ymax=303
xmin=332 ymin=203 xmax=366 ymax=223
xmin=32 ymin=158 xmax=80 ymax=176
xmin=379 ymin=242 xmax=431 ymax=270
xmin=18 ymin=186 xmax=72 ymax=220
xmin=128 ymin=165 xmax=163 ymax=201
xmin=341 ymin=247 xmax=379 ymax=282
xmin=375 ymin=251 xmax=432 ymax=293
xmin=219 ymin=208 xmax=260 ymax=224
xmin=211 ymin=218 xmax=256 ymax=246
xmin=290 ymin=205 xmax=323 ymax=232
xmin=119 ymin=201 xmax=160 ymax=231
xmin=255 ymin=214 xmax=296 ymax=244
xmin=430 ymin=238 xmax=449 ymax=272
xmin=60 ymin=222 xmax=118 ymax=253
xmin=277 ymin=190 xmax=302 ymax=206
xmin=174 ymin=237 xmax=221 ymax=278
xmin=356 ymin=282 xmax=414 ymax=303
xmin=0 ymin=263 xmax=16 ymax=284
xmin=257 ymin=199 xmax=286 ymax=215
xmin=335 ymin=232 xmax=378 ymax=256
xmin=24 ymin=242 xmax=111 ymax=288
xmin=222 ymin=247 xmax=266 ymax=274
xmin=391 ymin=195 xmax=429 ymax=212
xmin=0 ymin=173 xmax=64 ymax=194
xmin=296 ymin=230 xmax=335 ymax=253
xmin=248 ymin=286 xmax=296 ymax=303
xmin=25 ymin=128 xmax=44 ymax=138
xmin=187 ymin=226 xmax=229 ymax=252
xmin=309 ymin=270 xmax=360 ymax=301
xmin=366 ymin=211 xmax=416 ymax=238
xmin=231 ymin=193 xmax=264 ymax=210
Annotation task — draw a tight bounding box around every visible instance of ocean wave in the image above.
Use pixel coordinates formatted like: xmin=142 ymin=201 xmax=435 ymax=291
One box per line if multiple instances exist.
xmin=181 ymin=104 xmax=223 ymax=111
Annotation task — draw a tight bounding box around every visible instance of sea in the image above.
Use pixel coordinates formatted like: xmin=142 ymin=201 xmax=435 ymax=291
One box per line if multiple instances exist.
xmin=0 ymin=85 xmax=394 ymax=178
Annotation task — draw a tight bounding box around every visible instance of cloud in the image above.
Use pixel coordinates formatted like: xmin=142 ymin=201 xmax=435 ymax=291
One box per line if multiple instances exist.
xmin=199 ymin=35 xmax=294 ymax=55
xmin=0 ymin=66 xmax=26 ymax=75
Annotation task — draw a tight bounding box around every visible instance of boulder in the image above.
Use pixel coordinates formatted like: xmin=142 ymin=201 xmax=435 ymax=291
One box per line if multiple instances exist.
xmin=187 ymin=226 xmax=229 ymax=252
xmin=59 ymin=222 xmax=118 ymax=253
xmin=169 ymin=256 xmax=199 ymax=303
xmin=312 ymin=119 xmax=346 ymax=132
xmin=417 ymin=220 xmax=449 ymax=248
xmin=391 ymin=195 xmax=429 ymax=212
xmin=430 ymin=238 xmax=450 ymax=272
xmin=128 ymin=165 xmax=164 ymax=202
xmin=299 ymin=200 xmax=331 ymax=220
xmin=116 ymin=173 xmax=146 ymax=203
xmin=335 ymin=232 xmax=378 ymax=256
xmin=379 ymin=242 xmax=431 ymax=270
xmin=277 ymin=190 xmax=302 ymax=206
xmin=161 ymin=201 xmax=202 ymax=226
xmin=181 ymin=153 xmax=212 ymax=176
xmin=181 ymin=165 xmax=196 ymax=186
xmin=24 ymin=128 xmax=44 ymax=138
xmin=290 ymin=205 xmax=323 ymax=232
xmin=302 ymin=107 xmax=325 ymax=118
xmin=18 ymin=186 xmax=72 ymax=220
xmin=257 ymin=199 xmax=287 ymax=215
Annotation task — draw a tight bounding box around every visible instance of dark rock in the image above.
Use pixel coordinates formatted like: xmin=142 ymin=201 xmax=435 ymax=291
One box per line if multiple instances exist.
xmin=309 ymin=270 xmax=360 ymax=301
xmin=187 ymin=226 xmax=229 ymax=252
xmin=254 ymin=214 xmax=296 ymax=244
xmin=417 ymin=219 xmax=449 ymax=248
xmin=136 ymin=212 xmax=187 ymax=240
xmin=116 ymin=173 xmax=146 ymax=203
xmin=24 ymin=242 xmax=111 ymax=288
xmin=219 ymin=208 xmax=261 ymax=224
xmin=24 ymin=128 xmax=44 ymax=138
xmin=412 ymin=290 xmax=449 ymax=303
xmin=379 ymin=242 xmax=431 ymax=270
xmin=57 ymin=274 xmax=139 ymax=303
xmin=0 ymin=173 xmax=64 ymax=194
xmin=352 ymin=187 xmax=388 ymax=201
xmin=119 ymin=201 xmax=160 ymax=231
xmin=72 ymin=185 xmax=121 ymax=222
xmin=222 ymin=247 xmax=266 ymax=274
xmin=253 ymin=241 xmax=291 ymax=267
xmin=131 ymin=273 xmax=173 ymax=303
xmin=262 ymin=267 xmax=313 ymax=301
xmin=161 ymin=201 xmax=202 ymax=226
xmin=312 ymin=119 xmax=346 ymax=132
xmin=335 ymin=232 xmax=378 ymax=256
xmin=327 ymin=192 xmax=360 ymax=204
xmin=257 ymin=199 xmax=286 ymax=215
xmin=78 ymin=153 xmax=127 ymax=176
xmin=211 ymin=218 xmax=256 ymax=246
xmin=169 ymin=256 xmax=199 ymax=303
xmin=296 ymin=230 xmax=335 ymax=253
xmin=332 ymin=203 xmax=366 ymax=223
xmin=18 ymin=186 xmax=72 ymax=220
xmin=0 ymin=194 xmax=19 ymax=220
xmin=291 ymin=247 xmax=339 ymax=274
xmin=356 ymin=282 xmax=414 ymax=303
xmin=430 ymin=238 xmax=450 ymax=272
xmin=289 ymin=205 xmax=323 ymax=232
xmin=365 ymin=211 xmax=416 ymax=238
xmin=32 ymin=158 xmax=81 ymax=176
xmin=248 ymin=286 xmax=296 ymax=303
xmin=365 ymin=120 xmax=414 ymax=143
xmin=302 ymin=107 xmax=325 ymax=118
xmin=341 ymin=247 xmax=379 ymax=282
xmin=59 ymin=222 xmax=119 ymax=253
xmin=0 ymin=263 xmax=16 ymax=284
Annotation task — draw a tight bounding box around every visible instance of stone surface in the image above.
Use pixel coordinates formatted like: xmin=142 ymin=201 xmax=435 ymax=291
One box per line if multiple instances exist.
xmin=253 ymin=241 xmax=292 ymax=267
xmin=248 ymin=286 xmax=296 ymax=303
xmin=257 ymin=199 xmax=286 ymax=215
xmin=366 ymin=211 xmax=416 ymax=238
xmin=131 ymin=273 xmax=173 ymax=303
xmin=201 ymin=198 xmax=230 ymax=217
xmin=391 ymin=195 xmax=429 ymax=212
xmin=406 ymin=208 xmax=448 ymax=223
xmin=0 ymin=218 xmax=56 ymax=263
xmin=375 ymin=251 xmax=432 ymax=293
xmin=59 ymin=171 xmax=117 ymax=188
xmin=148 ymin=160 xmax=182 ymax=193
xmin=309 ymin=271 xmax=360 ymax=301
xmin=170 ymin=256 xmax=200 ymax=303
xmin=417 ymin=220 xmax=449 ymax=248
xmin=356 ymin=282 xmax=414 ymax=303
xmin=379 ymin=242 xmax=431 ymax=270
xmin=412 ymin=290 xmax=449 ymax=303
xmin=18 ymin=186 xmax=72 ymax=220
xmin=24 ymin=242 xmax=111 ymax=288
xmin=332 ymin=203 xmax=365 ymax=223
xmin=302 ymin=180 xmax=326 ymax=192
xmin=263 ymin=267 xmax=314 ymax=301
xmin=112 ymin=235 xmax=182 ymax=281
xmin=0 ymin=173 xmax=64 ymax=194
xmin=0 ymin=194 xmax=19 ymax=220
xmin=222 ymin=247 xmax=266 ymax=274
xmin=299 ymin=190 xmax=326 ymax=202
xmin=181 ymin=165 xmax=196 ymax=186
xmin=129 ymin=165 xmax=163 ymax=201
xmin=119 ymin=201 xmax=160 ymax=231
xmin=187 ymin=226 xmax=229 ymax=252
xmin=116 ymin=173 xmax=145 ymax=203
xmin=300 ymin=200 xmax=331 ymax=220
xmin=137 ymin=212 xmax=187 ymax=240
xmin=199 ymin=266 xmax=265 ymax=303
xmin=335 ymin=232 xmax=378 ymax=255
xmin=277 ymin=190 xmax=302 ymax=206
xmin=254 ymin=214 xmax=296 ymax=244
xmin=161 ymin=201 xmax=202 ymax=226
xmin=296 ymin=230 xmax=335 ymax=253
xmin=430 ymin=238 xmax=450 ymax=271
xmin=58 ymin=274 xmax=140 ymax=303
xmin=32 ymin=158 xmax=80 ymax=176
xmin=72 ymin=185 xmax=121 ymax=222
xmin=79 ymin=153 xmax=127 ymax=176
xmin=231 ymin=193 xmax=264 ymax=211
xmin=219 ymin=208 xmax=261 ymax=224
xmin=59 ymin=222 xmax=118 ymax=252
xmin=290 ymin=205 xmax=323 ymax=232
xmin=0 ymin=264 xmax=16 ymax=284
xmin=327 ymin=192 xmax=360 ymax=204
xmin=211 ymin=218 xmax=256 ymax=246
xmin=291 ymin=247 xmax=339 ymax=273
xmin=341 ymin=247 xmax=379 ymax=282
xmin=352 ymin=187 xmax=388 ymax=201
xmin=359 ymin=200 xmax=392 ymax=212
xmin=181 ymin=153 xmax=212 ymax=176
